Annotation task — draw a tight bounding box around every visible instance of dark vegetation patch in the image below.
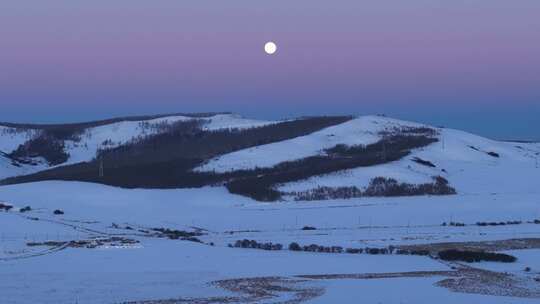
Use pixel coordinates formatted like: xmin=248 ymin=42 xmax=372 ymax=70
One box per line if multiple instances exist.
xmin=27 ymin=237 xmax=139 ymax=249
xmin=442 ymin=222 xmax=466 ymax=227
xmin=53 ymin=209 xmax=64 ymax=215
xmin=9 ymin=135 xmax=70 ymax=166
xmin=293 ymin=186 xmax=363 ymax=201
xmin=468 ymin=145 xmax=500 ymax=158
xmin=438 ymin=249 xmax=516 ymax=263
xmin=487 ymin=151 xmax=500 ymax=158
xmin=152 ymin=228 xmax=204 ymax=242
xmin=231 ymin=240 xmax=434 ymax=258
xmin=301 ymin=226 xmax=317 ymax=231
xmin=0 ymin=203 xmax=13 ymax=211
xmin=325 ymin=134 xmax=437 ymax=158
xmin=231 ymin=239 xmax=283 ymax=251
xmin=19 ymin=206 xmax=32 ymax=213
xmin=1 ymin=151 xmax=40 ymax=167
xmin=292 ymin=176 xmax=455 ymax=201
xmin=476 ymin=221 xmax=522 ymax=227
xmin=412 ymin=157 xmax=436 ymax=168
xmin=442 ymin=220 xmax=537 ymax=227
xmin=287 ymin=242 xmax=430 ymax=256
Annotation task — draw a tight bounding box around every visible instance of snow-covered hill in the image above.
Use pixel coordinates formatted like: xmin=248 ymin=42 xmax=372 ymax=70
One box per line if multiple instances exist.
xmin=1 ymin=114 xmax=539 ymax=199
xmin=0 ymin=113 xmax=279 ymax=178
xmin=196 ymin=115 xmax=540 ymax=197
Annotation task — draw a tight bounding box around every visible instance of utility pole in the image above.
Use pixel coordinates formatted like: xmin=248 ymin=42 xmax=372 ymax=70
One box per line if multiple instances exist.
xmin=99 ymin=157 xmax=104 ymax=178
xmin=381 ymin=141 xmax=387 ymax=161
xmin=442 ymin=135 xmax=445 ymax=151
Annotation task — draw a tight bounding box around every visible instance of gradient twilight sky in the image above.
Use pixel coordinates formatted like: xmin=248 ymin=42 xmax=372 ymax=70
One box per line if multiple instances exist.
xmin=0 ymin=1 xmax=539 ymax=140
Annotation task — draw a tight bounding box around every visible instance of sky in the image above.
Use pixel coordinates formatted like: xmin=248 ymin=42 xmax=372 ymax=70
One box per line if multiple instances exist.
xmin=0 ymin=1 xmax=539 ymax=140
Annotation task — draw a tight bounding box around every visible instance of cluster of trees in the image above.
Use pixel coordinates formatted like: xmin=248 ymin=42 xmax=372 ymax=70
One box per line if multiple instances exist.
xmin=292 ymin=176 xmax=456 ymax=201
xmin=293 ymin=186 xmax=363 ymax=201
xmin=443 ymin=219 xmax=540 ymax=227
xmin=379 ymin=125 xmax=437 ymax=137
xmin=325 ymin=134 xmax=438 ymax=158
xmin=438 ymin=249 xmax=516 ymax=263
xmin=231 ymin=239 xmax=283 ymax=251
xmin=364 ymin=176 xmax=456 ymax=197
xmin=442 ymin=222 xmax=466 ymax=227
xmin=476 ymin=221 xmax=522 ymax=226
xmin=152 ymin=228 xmax=204 ymax=242
xmin=228 ymin=239 xmax=434 ymax=257
xmin=288 ymin=242 xmax=430 ymax=256
xmin=9 ymin=134 xmax=70 ymax=166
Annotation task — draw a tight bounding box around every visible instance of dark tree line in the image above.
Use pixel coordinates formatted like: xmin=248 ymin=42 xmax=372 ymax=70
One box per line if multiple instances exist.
xmin=292 ymin=176 xmax=456 ymax=201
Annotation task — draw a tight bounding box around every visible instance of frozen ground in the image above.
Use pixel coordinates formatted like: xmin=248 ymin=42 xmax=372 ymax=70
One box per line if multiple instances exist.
xmin=1 ymin=181 xmax=540 ymax=303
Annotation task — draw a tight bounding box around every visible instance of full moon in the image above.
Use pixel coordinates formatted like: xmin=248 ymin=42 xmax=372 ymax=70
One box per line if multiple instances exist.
xmin=264 ymin=42 xmax=277 ymax=55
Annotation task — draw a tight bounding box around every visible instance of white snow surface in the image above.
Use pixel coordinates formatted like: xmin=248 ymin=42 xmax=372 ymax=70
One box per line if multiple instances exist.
xmin=1 ymin=181 xmax=540 ymax=303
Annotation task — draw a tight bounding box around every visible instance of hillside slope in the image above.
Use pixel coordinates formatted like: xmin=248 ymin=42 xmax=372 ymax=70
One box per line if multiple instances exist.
xmin=1 ymin=114 xmax=538 ymax=201
xmin=0 ymin=113 xmax=280 ymax=179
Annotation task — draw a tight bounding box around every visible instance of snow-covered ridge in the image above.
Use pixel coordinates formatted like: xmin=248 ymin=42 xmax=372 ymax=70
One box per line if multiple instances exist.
xmin=191 ymin=115 xmax=539 ymax=198
xmin=0 ymin=113 xmax=278 ymax=178
xmin=195 ymin=115 xmax=435 ymax=173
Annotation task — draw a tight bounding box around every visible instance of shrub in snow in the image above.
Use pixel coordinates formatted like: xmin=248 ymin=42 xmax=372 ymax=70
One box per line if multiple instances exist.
xmin=53 ymin=209 xmax=64 ymax=215
xmin=289 ymin=242 xmax=302 ymax=251
xmin=412 ymin=157 xmax=436 ymax=168
xmin=19 ymin=206 xmax=32 ymax=213
xmin=487 ymin=151 xmax=500 ymax=158
xmin=0 ymin=203 xmax=13 ymax=211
